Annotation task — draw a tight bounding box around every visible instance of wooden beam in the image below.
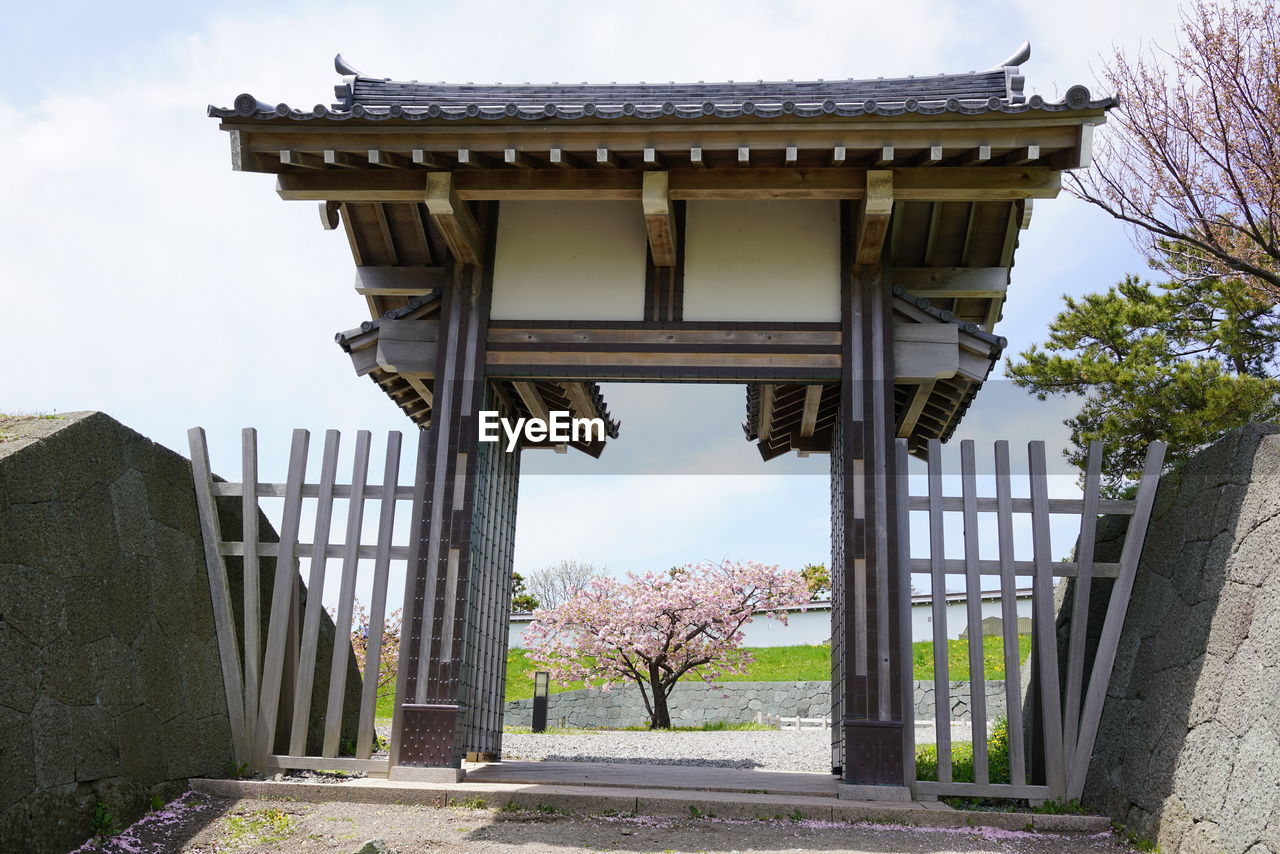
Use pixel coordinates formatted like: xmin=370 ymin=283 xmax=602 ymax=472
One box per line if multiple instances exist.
xmin=368 ymin=149 xmax=411 ymax=169
xmin=324 ymin=150 xmax=360 ymax=169
xmin=512 ymin=381 xmax=550 ymax=421
xmin=830 ymin=146 xmax=847 ymax=167
xmin=737 ymin=146 xmax=751 ymax=167
xmin=412 ymin=149 xmax=446 ymax=169
xmin=643 ymin=148 xmax=664 ymax=169
xmin=876 ymin=146 xmax=895 ymax=166
xmin=276 ymin=167 xmax=1062 ymax=202
xmin=856 ymin=170 xmax=893 ymax=264
xmin=799 ymin=385 xmax=823 ymax=438
xmin=961 ymin=145 xmax=992 ymax=166
xmin=353 ymin=266 xmax=448 ymax=296
xmin=1004 ymin=145 xmax=1041 ymax=166
xmin=893 ymin=267 xmax=1010 ymax=298
xmin=503 ymin=148 xmax=533 ymax=169
xmin=784 ymin=146 xmax=798 ymax=167
xmin=456 ymin=148 xmax=491 ymax=168
xmin=373 ymin=204 xmax=398 ymax=265
xmin=279 ymin=150 xmax=323 ymax=169
xmin=642 ymin=172 xmax=677 ymax=267
xmin=916 ymin=145 xmax=943 ymax=166
xmin=425 ymin=172 xmax=483 ymax=265
xmin=894 ymin=323 xmax=960 ymax=381
xmin=596 ymin=147 xmax=618 ymax=168
xmin=689 ymin=146 xmax=705 ymax=168
xmin=548 ymin=148 xmax=582 ymax=168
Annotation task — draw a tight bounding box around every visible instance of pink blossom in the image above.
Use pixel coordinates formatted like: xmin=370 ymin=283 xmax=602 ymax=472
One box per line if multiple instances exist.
xmin=523 ymin=560 xmax=810 ymax=728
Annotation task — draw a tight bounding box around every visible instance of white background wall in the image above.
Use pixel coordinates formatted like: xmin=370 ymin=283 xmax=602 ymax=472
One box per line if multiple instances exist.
xmin=491 ymin=200 xmax=648 ymax=320
xmin=508 ymin=596 xmax=1034 ymax=649
xmin=682 ymin=200 xmax=842 ymax=322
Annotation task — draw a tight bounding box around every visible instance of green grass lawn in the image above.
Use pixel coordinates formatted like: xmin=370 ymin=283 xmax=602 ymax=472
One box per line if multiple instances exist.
xmin=373 ymin=636 xmax=1031 ymax=718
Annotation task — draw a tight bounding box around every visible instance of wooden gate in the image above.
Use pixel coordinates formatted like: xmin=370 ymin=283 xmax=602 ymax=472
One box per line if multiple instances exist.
xmin=188 ymin=427 xmax=423 ymax=777
xmin=900 ymin=438 xmax=1165 ymax=802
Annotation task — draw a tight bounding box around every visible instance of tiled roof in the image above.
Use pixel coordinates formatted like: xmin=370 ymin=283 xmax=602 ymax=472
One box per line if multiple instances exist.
xmin=208 ymin=43 xmax=1114 ymax=123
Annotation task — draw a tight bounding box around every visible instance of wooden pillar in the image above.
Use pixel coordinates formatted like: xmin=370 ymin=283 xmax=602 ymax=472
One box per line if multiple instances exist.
xmin=832 ymin=200 xmax=908 ymax=792
xmin=389 ymin=201 xmax=514 ymax=775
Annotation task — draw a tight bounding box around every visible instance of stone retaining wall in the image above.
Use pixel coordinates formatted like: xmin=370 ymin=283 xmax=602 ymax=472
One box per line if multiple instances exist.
xmin=505 ymin=679 xmax=1009 ymax=729
xmin=0 ymin=412 xmax=360 ymax=854
xmin=1063 ymin=423 xmax=1280 ymax=854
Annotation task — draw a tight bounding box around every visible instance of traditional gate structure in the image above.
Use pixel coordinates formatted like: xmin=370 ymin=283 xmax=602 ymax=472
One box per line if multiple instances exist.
xmin=204 ymin=44 xmax=1140 ymax=796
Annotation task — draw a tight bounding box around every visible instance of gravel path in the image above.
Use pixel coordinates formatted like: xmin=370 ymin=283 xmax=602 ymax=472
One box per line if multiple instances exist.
xmin=372 ymin=723 xmax=980 ymax=771
xmin=502 ymin=729 xmax=830 ymax=771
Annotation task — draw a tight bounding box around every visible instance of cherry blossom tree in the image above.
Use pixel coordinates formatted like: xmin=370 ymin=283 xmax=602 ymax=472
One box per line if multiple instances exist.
xmin=1069 ymin=0 xmax=1280 ymax=298
xmin=522 ymin=561 xmax=811 ymax=729
xmin=331 ymin=599 xmax=401 ymax=701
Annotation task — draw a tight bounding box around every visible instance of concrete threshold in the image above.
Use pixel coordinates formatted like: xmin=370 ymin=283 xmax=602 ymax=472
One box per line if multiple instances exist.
xmin=189 ymin=777 xmax=1111 ymax=834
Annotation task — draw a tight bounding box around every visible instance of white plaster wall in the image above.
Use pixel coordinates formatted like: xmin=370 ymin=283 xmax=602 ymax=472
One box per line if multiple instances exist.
xmin=682 ymin=200 xmax=841 ymax=322
xmin=491 ymin=200 xmax=647 ymax=320
xmin=509 ymin=598 xmax=1034 ymax=649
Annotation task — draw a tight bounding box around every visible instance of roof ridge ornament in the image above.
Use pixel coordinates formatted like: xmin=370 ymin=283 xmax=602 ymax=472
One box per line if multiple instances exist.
xmin=986 ymin=41 xmax=1031 ymax=72
xmin=335 ymin=54 xmax=363 ymax=77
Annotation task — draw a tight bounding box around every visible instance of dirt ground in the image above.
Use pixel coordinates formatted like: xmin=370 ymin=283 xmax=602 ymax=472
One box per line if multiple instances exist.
xmin=70 ymin=791 xmax=1139 ymax=854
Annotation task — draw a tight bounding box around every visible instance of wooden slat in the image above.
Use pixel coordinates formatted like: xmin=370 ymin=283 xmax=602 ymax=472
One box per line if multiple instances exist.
xmin=263 ymin=755 xmax=390 ymax=775
xmin=322 ymin=431 xmax=372 ymax=757
xmin=896 ymin=439 xmax=916 ymax=784
xmin=906 ymin=495 xmax=1136 ymax=515
xmin=187 ymin=428 xmax=251 ymax=769
xmin=926 ymin=438 xmax=951 ymax=784
xmin=1063 ymin=441 xmax=1103 ymax=768
xmin=904 ymin=557 xmax=1120 ymax=578
xmin=241 ymin=429 xmax=261 ymax=746
xmin=357 ymin=432 xmax=403 ymax=759
xmin=1066 ymin=442 xmax=1167 ymax=800
xmin=255 ymin=429 xmax=310 ymax=768
xmin=289 ymin=431 xmax=342 ymax=757
xmin=993 ymin=441 xmax=1026 ymax=786
xmin=219 ymin=542 xmax=409 ymax=560
xmin=211 ymin=482 xmax=416 ymax=499
xmin=1028 ymin=440 xmax=1067 ymax=799
xmin=960 ymin=441 xmax=988 ymax=784
xmin=914 ymin=781 xmax=1052 ymax=799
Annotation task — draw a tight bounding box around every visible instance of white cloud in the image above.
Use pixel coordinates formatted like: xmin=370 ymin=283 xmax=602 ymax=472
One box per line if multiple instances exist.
xmin=0 ymin=0 xmax=1184 ymax=604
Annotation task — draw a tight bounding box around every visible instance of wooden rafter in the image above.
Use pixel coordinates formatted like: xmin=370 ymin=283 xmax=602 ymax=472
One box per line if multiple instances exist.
xmin=897 ymin=380 xmax=936 ymax=438
xmin=799 ymin=385 xmax=823 ymax=438
xmin=512 ymin=381 xmax=550 ymax=421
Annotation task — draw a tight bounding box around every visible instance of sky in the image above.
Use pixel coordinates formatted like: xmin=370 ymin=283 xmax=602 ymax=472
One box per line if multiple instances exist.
xmin=0 ymin=0 xmax=1186 ymax=611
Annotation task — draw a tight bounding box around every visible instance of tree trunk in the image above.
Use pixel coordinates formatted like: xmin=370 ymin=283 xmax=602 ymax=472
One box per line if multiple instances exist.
xmin=647 ymin=665 xmax=672 ymax=729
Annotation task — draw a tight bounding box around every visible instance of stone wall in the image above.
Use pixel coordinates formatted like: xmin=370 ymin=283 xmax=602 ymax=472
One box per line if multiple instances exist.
xmin=1066 ymin=423 xmax=1280 ymax=854
xmin=0 ymin=412 xmax=361 ymax=854
xmin=505 ymin=679 xmax=1008 ymax=729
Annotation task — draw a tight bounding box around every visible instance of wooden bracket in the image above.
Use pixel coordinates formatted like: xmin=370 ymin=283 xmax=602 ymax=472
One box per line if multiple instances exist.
xmin=642 ymin=172 xmax=677 ymax=267
xmin=856 ymin=170 xmax=894 ymax=264
xmin=425 ymin=172 xmax=483 ymax=265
